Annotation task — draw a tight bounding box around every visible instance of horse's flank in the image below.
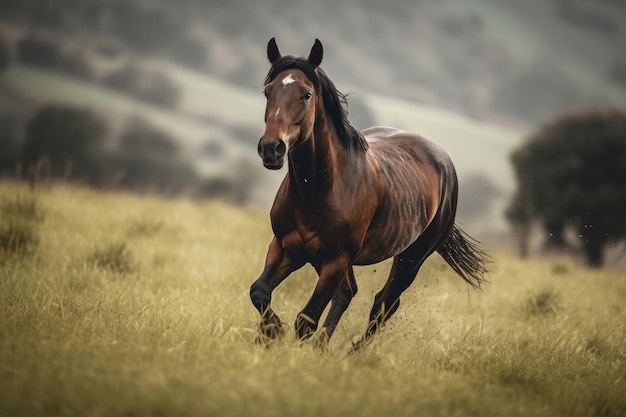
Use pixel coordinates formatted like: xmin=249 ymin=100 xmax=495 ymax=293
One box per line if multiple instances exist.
xmin=356 ymin=126 xmax=452 ymax=264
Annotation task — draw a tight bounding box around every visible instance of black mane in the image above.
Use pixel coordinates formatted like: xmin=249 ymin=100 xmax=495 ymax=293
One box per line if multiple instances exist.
xmin=265 ymin=56 xmax=369 ymax=153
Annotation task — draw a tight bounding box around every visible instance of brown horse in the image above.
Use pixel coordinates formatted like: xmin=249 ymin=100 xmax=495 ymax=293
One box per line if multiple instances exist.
xmin=250 ymin=38 xmax=488 ymax=346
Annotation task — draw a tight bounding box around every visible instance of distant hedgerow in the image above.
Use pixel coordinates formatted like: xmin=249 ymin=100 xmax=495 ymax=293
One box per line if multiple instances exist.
xmin=0 ymin=193 xmax=44 ymax=256
xmin=87 ymin=241 xmax=135 ymax=274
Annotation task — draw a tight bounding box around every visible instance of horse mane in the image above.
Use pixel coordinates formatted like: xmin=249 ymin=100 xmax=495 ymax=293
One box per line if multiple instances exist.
xmin=264 ymin=56 xmax=369 ymax=153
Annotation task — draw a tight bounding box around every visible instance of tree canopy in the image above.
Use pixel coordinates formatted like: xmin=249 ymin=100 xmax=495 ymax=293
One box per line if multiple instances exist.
xmin=22 ymin=105 xmax=108 ymax=184
xmin=508 ymin=109 xmax=626 ymax=266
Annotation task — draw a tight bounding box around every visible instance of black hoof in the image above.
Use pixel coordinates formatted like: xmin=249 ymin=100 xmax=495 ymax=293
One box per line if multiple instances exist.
xmin=257 ymin=310 xmax=285 ymax=342
xmin=294 ymin=313 xmax=318 ymax=341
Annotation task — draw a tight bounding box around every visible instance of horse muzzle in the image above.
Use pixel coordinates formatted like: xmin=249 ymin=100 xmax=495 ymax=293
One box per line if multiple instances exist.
xmin=258 ymin=137 xmax=286 ymax=170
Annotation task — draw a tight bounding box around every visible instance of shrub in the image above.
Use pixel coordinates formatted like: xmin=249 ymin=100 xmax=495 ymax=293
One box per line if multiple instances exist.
xmin=522 ymin=288 xmax=561 ymax=317
xmin=0 ymin=219 xmax=39 ymax=256
xmin=87 ymin=241 xmax=134 ymax=274
xmin=0 ymin=192 xmax=43 ymax=222
xmin=0 ymin=193 xmax=44 ymax=256
xmin=22 ymin=105 xmax=108 ymax=186
xmin=127 ymin=217 xmax=164 ymax=238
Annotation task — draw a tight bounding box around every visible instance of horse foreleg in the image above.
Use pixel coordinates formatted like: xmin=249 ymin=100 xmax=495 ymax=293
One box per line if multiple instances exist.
xmin=364 ymin=210 xmax=457 ymax=343
xmin=295 ymin=255 xmax=350 ymax=341
xmin=250 ymin=237 xmax=304 ymax=339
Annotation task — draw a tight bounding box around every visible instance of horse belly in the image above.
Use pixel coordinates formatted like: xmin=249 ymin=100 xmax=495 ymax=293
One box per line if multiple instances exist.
xmin=354 ymin=216 xmax=423 ymax=265
xmin=354 ymin=184 xmax=436 ymax=265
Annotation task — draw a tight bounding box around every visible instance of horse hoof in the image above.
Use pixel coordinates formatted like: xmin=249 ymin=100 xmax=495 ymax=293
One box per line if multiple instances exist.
xmin=294 ymin=313 xmax=318 ymax=341
xmin=257 ymin=314 xmax=285 ymax=342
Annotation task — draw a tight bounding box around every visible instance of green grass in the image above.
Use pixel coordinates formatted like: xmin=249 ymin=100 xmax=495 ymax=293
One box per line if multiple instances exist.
xmin=0 ymin=180 xmax=624 ymax=417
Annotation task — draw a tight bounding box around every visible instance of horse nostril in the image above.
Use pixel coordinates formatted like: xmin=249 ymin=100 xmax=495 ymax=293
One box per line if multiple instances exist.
xmin=275 ymin=139 xmax=286 ymax=158
xmin=257 ymin=139 xmax=264 ymax=156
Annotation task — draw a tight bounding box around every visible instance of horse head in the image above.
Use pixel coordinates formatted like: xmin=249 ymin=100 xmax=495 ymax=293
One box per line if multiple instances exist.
xmin=258 ymin=38 xmax=323 ymax=170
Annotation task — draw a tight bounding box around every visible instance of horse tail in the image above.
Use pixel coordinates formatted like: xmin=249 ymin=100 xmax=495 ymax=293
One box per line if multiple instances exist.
xmin=436 ymin=224 xmax=488 ymax=289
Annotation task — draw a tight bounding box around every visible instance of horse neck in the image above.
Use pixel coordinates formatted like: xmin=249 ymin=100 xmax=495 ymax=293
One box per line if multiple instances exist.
xmin=287 ymin=107 xmax=346 ymax=205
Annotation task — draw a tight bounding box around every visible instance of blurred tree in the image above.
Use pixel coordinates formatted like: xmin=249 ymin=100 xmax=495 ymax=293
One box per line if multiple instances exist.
xmin=118 ymin=117 xmax=179 ymax=158
xmin=0 ymin=36 xmax=10 ymax=73
xmin=17 ymin=36 xmax=62 ymax=69
xmin=22 ymin=105 xmax=107 ymax=185
xmin=0 ymin=116 xmax=19 ymax=175
xmin=16 ymin=35 xmax=93 ymax=80
xmin=110 ymin=117 xmax=198 ymax=195
xmin=508 ymin=109 xmax=626 ymax=266
xmin=102 ymin=64 xmax=140 ymax=91
xmin=57 ymin=52 xmax=94 ymax=80
xmin=505 ymin=188 xmax=533 ymax=258
xmin=199 ymin=158 xmax=257 ymax=204
xmin=102 ymin=64 xmax=180 ymax=108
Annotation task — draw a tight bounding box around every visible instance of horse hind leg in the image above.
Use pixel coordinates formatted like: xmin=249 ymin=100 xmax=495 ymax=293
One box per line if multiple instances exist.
xmin=363 ymin=217 xmax=453 ymax=342
xmin=364 ymin=251 xmax=423 ymax=340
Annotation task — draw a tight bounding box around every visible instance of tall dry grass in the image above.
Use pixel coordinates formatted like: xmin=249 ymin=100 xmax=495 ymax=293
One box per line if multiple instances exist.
xmin=0 ymin=181 xmax=624 ymax=417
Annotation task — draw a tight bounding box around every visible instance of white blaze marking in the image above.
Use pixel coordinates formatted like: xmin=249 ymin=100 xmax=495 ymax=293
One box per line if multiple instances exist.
xmin=274 ymin=107 xmax=280 ymax=118
xmin=282 ymin=74 xmax=296 ymax=86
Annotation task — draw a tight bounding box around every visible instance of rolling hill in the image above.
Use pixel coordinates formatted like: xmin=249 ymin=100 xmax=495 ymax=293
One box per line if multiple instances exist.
xmin=4 ymin=61 xmax=521 ymax=231
xmin=4 ymin=0 xmax=624 ymax=232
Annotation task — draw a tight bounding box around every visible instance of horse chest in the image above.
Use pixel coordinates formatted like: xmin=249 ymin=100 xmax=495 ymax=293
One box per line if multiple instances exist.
xmin=279 ymin=228 xmax=325 ymax=263
xmin=276 ymin=208 xmax=351 ymax=265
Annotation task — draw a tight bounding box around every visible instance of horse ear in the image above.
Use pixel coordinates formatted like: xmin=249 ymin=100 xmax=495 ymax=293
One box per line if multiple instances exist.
xmin=307 ymin=39 xmax=323 ymax=68
xmin=267 ymin=38 xmax=281 ymax=63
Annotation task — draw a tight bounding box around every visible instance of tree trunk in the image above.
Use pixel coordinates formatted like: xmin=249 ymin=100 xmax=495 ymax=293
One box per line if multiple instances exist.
xmin=515 ymin=223 xmax=530 ymax=258
xmin=583 ymin=240 xmax=605 ymax=267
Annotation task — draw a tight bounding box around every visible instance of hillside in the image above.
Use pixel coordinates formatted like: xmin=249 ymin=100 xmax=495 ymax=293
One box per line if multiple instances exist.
xmin=3 ymin=62 xmax=521 ymax=231
xmin=3 ymin=0 xmax=625 ymax=123
xmin=0 ymin=182 xmax=624 ymax=417
xmin=1 ymin=0 xmax=624 ymax=228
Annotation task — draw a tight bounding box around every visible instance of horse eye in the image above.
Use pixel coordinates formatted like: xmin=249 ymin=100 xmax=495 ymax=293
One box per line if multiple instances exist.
xmin=263 ymin=90 xmax=269 ymax=99
xmin=304 ymin=92 xmax=312 ymax=102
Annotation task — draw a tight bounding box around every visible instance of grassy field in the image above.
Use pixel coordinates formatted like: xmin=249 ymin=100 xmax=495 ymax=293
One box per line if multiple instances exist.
xmin=0 ymin=181 xmax=624 ymax=417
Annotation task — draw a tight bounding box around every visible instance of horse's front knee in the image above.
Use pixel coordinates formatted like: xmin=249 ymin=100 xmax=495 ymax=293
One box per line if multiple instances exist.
xmin=250 ymin=279 xmax=271 ymax=314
